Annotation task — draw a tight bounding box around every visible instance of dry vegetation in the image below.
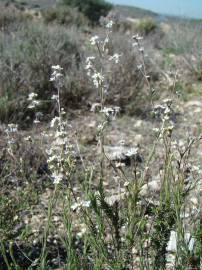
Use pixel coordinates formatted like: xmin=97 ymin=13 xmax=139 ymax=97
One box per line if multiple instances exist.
xmin=0 ymin=1 xmax=202 ymax=269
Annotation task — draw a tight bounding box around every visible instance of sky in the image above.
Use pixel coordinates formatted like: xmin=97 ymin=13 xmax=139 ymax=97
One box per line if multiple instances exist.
xmin=108 ymin=0 xmax=202 ymax=19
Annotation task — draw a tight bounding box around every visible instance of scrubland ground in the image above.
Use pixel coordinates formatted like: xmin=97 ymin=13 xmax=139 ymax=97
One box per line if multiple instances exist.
xmin=0 ymin=1 xmax=202 ymax=269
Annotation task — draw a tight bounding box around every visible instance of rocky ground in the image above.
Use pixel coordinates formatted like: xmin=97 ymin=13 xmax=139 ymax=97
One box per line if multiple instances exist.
xmin=1 ymin=92 xmax=200 ymax=268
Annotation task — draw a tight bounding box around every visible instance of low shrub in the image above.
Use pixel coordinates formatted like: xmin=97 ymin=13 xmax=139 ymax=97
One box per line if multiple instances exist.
xmin=136 ymin=17 xmax=158 ymax=35
xmin=0 ymin=5 xmax=32 ymax=29
xmin=61 ymin=0 xmax=112 ymax=24
xmin=0 ymin=22 xmax=89 ymax=123
xmin=161 ymin=20 xmax=202 ymax=79
xmin=42 ymin=5 xmax=89 ymax=28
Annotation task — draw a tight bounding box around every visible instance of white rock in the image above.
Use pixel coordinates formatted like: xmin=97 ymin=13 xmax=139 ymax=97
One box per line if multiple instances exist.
xmin=139 ymin=184 xmax=148 ymax=196
xmin=185 ymin=100 xmax=202 ymax=108
xmin=148 ymin=180 xmax=161 ymax=192
xmin=167 ymin=231 xmax=177 ymax=252
xmin=134 ymin=120 xmax=143 ymax=128
xmin=140 ymin=181 xmax=161 ymax=196
xmin=190 ymin=197 xmax=198 ymax=205
xmin=166 ymin=231 xmax=195 ymax=252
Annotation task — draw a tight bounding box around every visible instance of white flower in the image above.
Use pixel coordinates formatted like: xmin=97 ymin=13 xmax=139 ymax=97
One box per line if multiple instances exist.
xmin=77 ymin=226 xmax=87 ymax=238
xmin=85 ymin=62 xmax=93 ymax=71
xmin=28 ymin=92 xmax=38 ymax=101
xmin=90 ymin=35 xmax=99 ymax=45
xmin=101 ymin=107 xmax=113 ymax=114
xmin=50 ymin=67 xmax=63 ymax=82
xmin=109 ymin=53 xmax=122 ymax=64
xmin=71 ymin=200 xmax=91 ymax=211
xmin=86 ymin=56 xmax=95 ymax=62
xmin=24 ymin=136 xmax=32 ymax=142
xmin=81 ymin=200 xmax=91 ymax=208
xmin=61 ymin=108 xmax=66 ymax=115
xmin=101 ymin=106 xmax=120 ymax=120
xmin=54 ymin=130 xmax=66 ymax=139
xmin=51 ymin=65 xmax=63 ymax=70
xmin=71 ymin=202 xmax=81 ymax=211
xmin=124 ymin=181 xmax=130 ymax=187
xmin=50 ymin=72 xmax=63 ymax=82
xmin=51 ymin=95 xmax=58 ymax=100
xmin=90 ymin=103 xmax=101 ymax=112
xmin=50 ymin=116 xmax=60 ymax=128
xmin=27 ymin=104 xmax=35 ymax=109
xmin=33 ymin=119 xmax=40 ymax=124
xmin=137 ymin=64 xmax=143 ymax=70
xmin=125 ymin=148 xmax=138 ymax=157
xmin=28 ymin=100 xmax=40 ymax=109
xmin=132 ymin=34 xmax=143 ymax=41
xmin=91 ymin=72 xmax=104 ymax=88
xmin=6 ymin=124 xmax=18 ymax=133
xmin=76 ymin=223 xmax=87 ymax=238
xmin=47 ymin=155 xmax=57 ymax=163
xmin=106 ymin=20 xmax=114 ymax=29
xmin=97 ymin=123 xmax=104 ymax=132
xmin=7 ymin=139 xmax=15 ymax=145
xmin=33 ymin=100 xmax=40 ymax=106
xmin=85 ymin=57 xmax=96 ymax=75
xmin=54 ymin=137 xmax=68 ymax=146
xmin=52 ymin=171 xmax=63 ymax=185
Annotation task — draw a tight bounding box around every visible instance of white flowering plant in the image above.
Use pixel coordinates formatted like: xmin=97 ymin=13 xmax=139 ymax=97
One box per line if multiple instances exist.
xmin=1 ymin=13 xmax=202 ymax=270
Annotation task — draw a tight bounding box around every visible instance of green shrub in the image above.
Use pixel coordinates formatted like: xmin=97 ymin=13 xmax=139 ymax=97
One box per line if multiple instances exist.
xmin=42 ymin=5 xmax=89 ymax=27
xmin=0 ymin=5 xmax=32 ymax=29
xmin=61 ymin=0 xmax=112 ymax=24
xmin=137 ymin=17 xmax=158 ymax=35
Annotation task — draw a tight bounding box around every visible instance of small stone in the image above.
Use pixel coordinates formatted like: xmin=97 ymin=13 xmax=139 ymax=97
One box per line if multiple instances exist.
xmin=140 ymin=184 xmax=148 ymax=196
xmin=140 ymin=180 xmax=161 ymax=196
xmin=104 ymin=145 xmax=142 ymax=166
xmin=148 ymin=180 xmax=161 ymax=192
xmin=166 ymin=231 xmax=195 ymax=252
xmin=190 ymin=197 xmax=198 ymax=205
xmin=134 ymin=120 xmax=143 ymax=128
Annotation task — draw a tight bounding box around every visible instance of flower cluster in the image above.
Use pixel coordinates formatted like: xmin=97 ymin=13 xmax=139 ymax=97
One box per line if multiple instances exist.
xmin=47 ymin=115 xmax=74 ymax=185
xmin=71 ymin=199 xmax=91 ymax=211
xmin=50 ymin=65 xmax=63 ymax=82
xmin=90 ymin=35 xmax=99 ymax=46
xmin=5 ymin=123 xmax=18 ymax=154
xmin=85 ymin=56 xmax=107 ymax=91
xmin=50 ymin=65 xmax=64 ymax=91
xmin=92 ymin=72 xmax=105 ymax=89
xmin=48 ymin=65 xmax=74 ymax=185
xmin=153 ymin=99 xmax=175 ymax=138
xmin=132 ymin=34 xmax=143 ymax=46
xmin=106 ymin=20 xmax=114 ymax=29
xmin=101 ymin=106 xmax=120 ymax=121
xmin=109 ymin=53 xmax=122 ymax=64
xmin=27 ymin=92 xmax=42 ymax=124
xmin=27 ymin=92 xmax=40 ymax=109
xmin=85 ymin=20 xmax=121 ymax=98
xmin=5 ymin=123 xmax=18 ymax=134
